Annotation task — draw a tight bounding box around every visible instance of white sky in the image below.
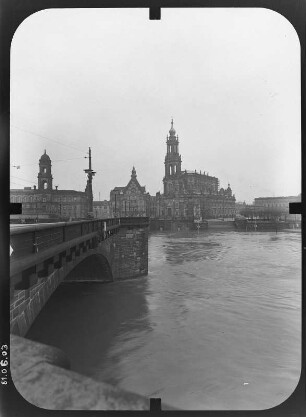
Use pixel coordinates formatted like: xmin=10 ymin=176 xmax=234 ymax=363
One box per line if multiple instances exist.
xmin=10 ymin=8 xmax=301 ymax=203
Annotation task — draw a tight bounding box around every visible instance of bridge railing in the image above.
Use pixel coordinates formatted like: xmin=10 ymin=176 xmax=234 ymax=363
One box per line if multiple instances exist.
xmin=10 ymin=219 xmax=120 ymax=260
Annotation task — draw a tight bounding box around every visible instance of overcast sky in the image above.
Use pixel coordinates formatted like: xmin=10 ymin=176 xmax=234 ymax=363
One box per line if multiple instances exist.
xmin=10 ymin=8 xmax=301 ymax=203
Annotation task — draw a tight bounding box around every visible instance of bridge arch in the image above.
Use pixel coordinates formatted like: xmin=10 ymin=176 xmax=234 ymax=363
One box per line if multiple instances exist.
xmin=64 ymin=254 xmax=113 ymax=283
xmin=10 ymin=218 xmax=149 ymax=336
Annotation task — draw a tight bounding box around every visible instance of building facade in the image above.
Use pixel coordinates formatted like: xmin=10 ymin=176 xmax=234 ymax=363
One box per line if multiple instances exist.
xmin=93 ymin=200 xmax=112 ymax=219
xmin=235 ymin=201 xmax=247 ymax=215
xmin=10 ymin=151 xmax=91 ymax=222
xmin=151 ymin=121 xmax=236 ymax=221
xmin=110 ymin=167 xmax=150 ymax=217
xmin=253 ymin=195 xmax=301 ymax=220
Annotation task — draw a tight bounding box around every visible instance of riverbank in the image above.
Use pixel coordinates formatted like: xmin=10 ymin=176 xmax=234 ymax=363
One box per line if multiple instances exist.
xmin=10 ymin=334 xmax=175 ymax=410
xmin=150 ymin=218 xmax=236 ymax=232
xmin=150 ymin=218 xmax=301 ymax=232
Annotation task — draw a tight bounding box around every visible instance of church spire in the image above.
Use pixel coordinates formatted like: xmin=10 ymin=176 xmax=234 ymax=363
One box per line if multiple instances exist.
xmin=169 ymin=118 xmax=176 ymax=136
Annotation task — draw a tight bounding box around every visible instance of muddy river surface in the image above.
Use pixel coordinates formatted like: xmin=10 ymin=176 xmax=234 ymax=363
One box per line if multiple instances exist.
xmin=27 ymin=230 xmax=301 ymax=410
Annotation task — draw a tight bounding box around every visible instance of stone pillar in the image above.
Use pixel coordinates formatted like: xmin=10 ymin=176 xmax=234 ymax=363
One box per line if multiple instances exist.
xmin=112 ymin=224 xmax=148 ymax=280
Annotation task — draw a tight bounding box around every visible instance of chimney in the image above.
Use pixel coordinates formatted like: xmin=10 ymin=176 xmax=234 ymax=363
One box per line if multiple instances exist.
xmin=33 ymin=185 xmax=36 ymax=190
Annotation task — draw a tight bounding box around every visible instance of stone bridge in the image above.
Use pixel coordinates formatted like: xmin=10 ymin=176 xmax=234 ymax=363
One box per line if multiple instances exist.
xmin=10 ymin=217 xmax=149 ymax=336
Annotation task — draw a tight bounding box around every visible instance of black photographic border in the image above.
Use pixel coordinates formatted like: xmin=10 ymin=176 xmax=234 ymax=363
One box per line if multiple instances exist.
xmin=0 ymin=1 xmax=305 ymax=416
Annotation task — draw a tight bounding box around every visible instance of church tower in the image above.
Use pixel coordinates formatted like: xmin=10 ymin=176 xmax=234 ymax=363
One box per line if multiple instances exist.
xmin=163 ymin=119 xmax=182 ymax=194
xmin=37 ymin=150 xmax=53 ymax=191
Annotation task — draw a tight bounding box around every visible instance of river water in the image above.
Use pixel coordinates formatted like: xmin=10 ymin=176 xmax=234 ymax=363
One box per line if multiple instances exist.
xmin=27 ymin=230 xmax=301 ymax=410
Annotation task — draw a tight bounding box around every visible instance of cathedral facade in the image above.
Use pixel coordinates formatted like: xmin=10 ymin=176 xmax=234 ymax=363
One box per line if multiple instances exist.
xmin=152 ymin=121 xmax=236 ymax=222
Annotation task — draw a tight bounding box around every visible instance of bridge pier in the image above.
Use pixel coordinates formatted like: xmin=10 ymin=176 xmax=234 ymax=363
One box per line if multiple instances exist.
xmin=112 ymin=221 xmax=148 ymax=280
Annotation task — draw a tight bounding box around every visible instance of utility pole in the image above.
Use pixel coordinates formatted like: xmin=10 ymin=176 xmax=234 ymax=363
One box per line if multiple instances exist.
xmin=84 ymin=147 xmax=96 ymax=217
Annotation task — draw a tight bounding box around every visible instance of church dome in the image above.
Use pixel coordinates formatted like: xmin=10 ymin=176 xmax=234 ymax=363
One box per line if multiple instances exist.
xmin=40 ymin=149 xmax=51 ymax=162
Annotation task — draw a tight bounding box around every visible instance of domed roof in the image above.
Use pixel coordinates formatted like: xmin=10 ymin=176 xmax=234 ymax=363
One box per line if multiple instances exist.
xmin=169 ymin=119 xmax=176 ymax=136
xmin=40 ymin=149 xmax=51 ymax=162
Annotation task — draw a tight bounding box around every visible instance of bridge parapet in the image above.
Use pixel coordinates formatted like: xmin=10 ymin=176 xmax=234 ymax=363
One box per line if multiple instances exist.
xmin=10 ymin=218 xmax=149 ymax=336
xmin=10 ymin=219 xmax=120 ymax=290
xmin=10 ymin=218 xmax=120 ymax=259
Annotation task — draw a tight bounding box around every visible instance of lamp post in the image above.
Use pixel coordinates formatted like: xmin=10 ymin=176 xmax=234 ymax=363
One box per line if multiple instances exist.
xmin=84 ymin=147 xmax=96 ymax=217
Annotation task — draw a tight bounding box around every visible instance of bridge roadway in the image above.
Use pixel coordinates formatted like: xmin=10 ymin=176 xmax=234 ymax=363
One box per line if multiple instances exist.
xmin=10 ymin=217 xmax=149 ymax=337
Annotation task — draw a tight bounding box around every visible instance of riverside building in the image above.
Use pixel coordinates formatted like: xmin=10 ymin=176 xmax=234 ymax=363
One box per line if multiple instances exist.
xmin=10 ymin=150 xmax=92 ymax=223
xmin=151 ymin=120 xmax=236 ymax=226
xmin=109 ymin=167 xmax=150 ymax=217
xmin=253 ymin=195 xmax=301 ymax=221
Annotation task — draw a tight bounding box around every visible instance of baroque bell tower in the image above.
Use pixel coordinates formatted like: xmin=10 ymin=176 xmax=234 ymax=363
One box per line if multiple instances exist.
xmin=163 ymin=119 xmax=182 ymax=195
xmin=37 ymin=150 xmax=53 ymax=191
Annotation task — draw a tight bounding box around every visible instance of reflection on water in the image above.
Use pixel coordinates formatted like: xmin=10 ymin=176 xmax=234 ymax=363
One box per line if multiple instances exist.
xmin=27 ymin=231 xmax=301 ymax=410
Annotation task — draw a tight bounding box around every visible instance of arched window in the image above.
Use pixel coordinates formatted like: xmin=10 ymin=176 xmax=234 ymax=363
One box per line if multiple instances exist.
xmin=43 ymin=182 xmax=48 ymax=190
